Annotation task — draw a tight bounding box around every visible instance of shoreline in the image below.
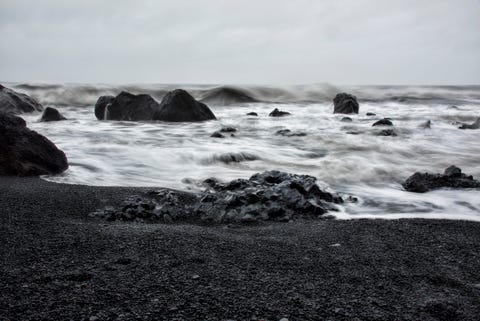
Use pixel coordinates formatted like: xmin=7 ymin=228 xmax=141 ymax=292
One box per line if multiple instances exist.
xmin=1 ymin=176 xmax=480 ymax=320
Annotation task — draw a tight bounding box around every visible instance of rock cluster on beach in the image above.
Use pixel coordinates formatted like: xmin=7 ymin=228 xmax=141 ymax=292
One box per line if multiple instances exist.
xmin=403 ymin=165 xmax=480 ymax=193
xmin=91 ymin=171 xmax=343 ymax=223
xmin=95 ymin=89 xmax=216 ymax=122
xmin=0 ymin=112 xmax=68 ymax=176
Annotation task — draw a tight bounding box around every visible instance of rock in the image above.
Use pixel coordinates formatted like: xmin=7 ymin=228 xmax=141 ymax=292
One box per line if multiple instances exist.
xmin=246 ymin=112 xmax=258 ymax=116
xmin=103 ymin=92 xmax=160 ymax=121
xmin=0 ymin=84 xmax=43 ymax=114
xmin=372 ymin=118 xmax=393 ymax=127
xmin=39 ymin=107 xmax=66 ymax=122
xmin=366 ymin=112 xmax=376 ymax=116
xmin=154 ymin=89 xmax=216 ymax=122
xmin=333 ymin=93 xmax=359 ymax=114
xmin=195 ymin=170 xmax=342 ymax=223
xmin=210 ymin=131 xmax=225 ymax=138
xmin=269 ymin=108 xmax=291 ymax=117
xmin=375 ymin=129 xmax=397 ymax=136
xmin=94 ymin=95 xmax=115 ymax=120
xmin=200 ymin=86 xmax=259 ymax=105
xmin=0 ymin=112 xmax=68 ymax=176
xmin=340 ymin=117 xmax=353 ymax=122
xmin=275 ymin=129 xmax=307 ymax=137
xmin=402 ymin=166 xmax=480 ymax=193
xmin=419 ymin=120 xmax=431 ymax=129
xmin=210 ymin=152 xmax=259 ymax=164
xmin=459 ymin=117 xmax=480 ymax=129
xmin=219 ymin=126 xmax=237 ymax=133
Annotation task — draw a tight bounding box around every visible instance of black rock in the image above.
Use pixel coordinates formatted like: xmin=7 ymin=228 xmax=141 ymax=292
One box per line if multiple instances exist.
xmin=402 ymin=166 xmax=480 ymax=193
xmin=340 ymin=117 xmax=353 ymax=122
xmin=0 ymin=112 xmax=68 ymax=176
xmin=94 ymin=95 xmax=115 ymax=120
xmin=419 ymin=120 xmax=431 ymax=129
xmin=0 ymin=84 xmax=43 ymax=114
xmin=372 ymin=118 xmax=393 ymax=127
xmin=275 ymin=129 xmax=307 ymax=137
xmin=246 ymin=112 xmax=258 ymax=116
xmin=375 ymin=129 xmax=397 ymax=136
xmin=269 ymin=108 xmax=291 ymax=117
xmin=39 ymin=107 xmax=67 ymax=122
xmin=211 ymin=152 xmax=259 ymax=164
xmin=154 ymin=89 xmax=216 ymax=122
xmin=104 ymin=92 xmax=160 ymax=121
xmin=200 ymin=86 xmax=259 ymax=105
xmin=366 ymin=112 xmax=376 ymax=116
xmin=210 ymin=131 xmax=225 ymax=138
xmin=219 ymin=126 xmax=237 ymax=133
xmin=333 ymin=93 xmax=359 ymax=114
xmin=458 ymin=117 xmax=480 ymax=130
xmin=196 ymin=170 xmax=342 ymax=223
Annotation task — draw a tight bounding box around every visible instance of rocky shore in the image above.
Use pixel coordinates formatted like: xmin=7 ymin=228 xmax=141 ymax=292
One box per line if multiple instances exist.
xmin=1 ymin=176 xmax=479 ymax=321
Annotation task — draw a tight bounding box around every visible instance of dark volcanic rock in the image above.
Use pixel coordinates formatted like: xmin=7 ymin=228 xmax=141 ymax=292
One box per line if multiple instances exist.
xmin=0 ymin=112 xmax=68 ymax=176
xmin=39 ymin=107 xmax=66 ymax=122
xmin=269 ymin=108 xmax=291 ymax=117
xmin=375 ymin=129 xmax=397 ymax=136
xmin=200 ymin=86 xmax=259 ymax=105
xmin=94 ymin=95 xmax=115 ymax=120
xmin=458 ymin=117 xmax=480 ymax=130
xmin=104 ymin=92 xmax=160 ymax=121
xmin=210 ymin=131 xmax=225 ymax=138
xmin=0 ymin=84 xmax=43 ymax=114
xmin=196 ymin=171 xmax=342 ymax=223
xmin=210 ymin=152 xmax=259 ymax=164
xmin=275 ymin=129 xmax=307 ymax=137
xmin=333 ymin=93 xmax=359 ymax=114
xmin=402 ymin=166 xmax=480 ymax=193
xmin=372 ymin=118 xmax=394 ymax=127
xmin=154 ymin=89 xmax=216 ymax=122
xmin=219 ymin=126 xmax=237 ymax=133
xmin=246 ymin=112 xmax=258 ymax=116
xmin=366 ymin=112 xmax=376 ymax=116
xmin=341 ymin=117 xmax=353 ymax=122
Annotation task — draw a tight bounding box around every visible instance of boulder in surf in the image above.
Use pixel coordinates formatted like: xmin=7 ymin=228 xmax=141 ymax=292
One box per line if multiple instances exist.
xmin=333 ymin=93 xmax=359 ymax=114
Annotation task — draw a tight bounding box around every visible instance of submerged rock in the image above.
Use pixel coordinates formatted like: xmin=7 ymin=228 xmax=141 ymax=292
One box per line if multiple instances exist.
xmin=200 ymin=86 xmax=259 ymax=105
xmin=402 ymin=165 xmax=480 ymax=193
xmin=366 ymin=112 xmax=376 ymax=116
xmin=209 ymin=152 xmax=259 ymax=164
xmin=375 ymin=129 xmax=397 ymax=136
xmin=269 ymin=108 xmax=291 ymax=117
xmin=419 ymin=120 xmax=431 ymax=129
xmin=0 ymin=84 xmax=43 ymax=114
xmin=196 ymin=171 xmax=342 ymax=223
xmin=154 ymin=89 xmax=216 ymax=122
xmin=275 ymin=129 xmax=307 ymax=137
xmin=210 ymin=131 xmax=225 ymax=138
xmin=246 ymin=112 xmax=258 ymax=116
xmin=341 ymin=117 xmax=353 ymax=122
xmin=219 ymin=126 xmax=237 ymax=133
xmin=39 ymin=107 xmax=66 ymax=122
xmin=333 ymin=93 xmax=359 ymax=114
xmin=0 ymin=112 xmax=68 ymax=176
xmin=94 ymin=95 xmax=115 ymax=120
xmin=458 ymin=117 xmax=480 ymax=130
xmin=372 ymin=118 xmax=394 ymax=127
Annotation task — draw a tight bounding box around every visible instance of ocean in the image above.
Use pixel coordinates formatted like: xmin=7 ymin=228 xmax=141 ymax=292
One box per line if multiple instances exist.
xmin=8 ymin=83 xmax=480 ymax=221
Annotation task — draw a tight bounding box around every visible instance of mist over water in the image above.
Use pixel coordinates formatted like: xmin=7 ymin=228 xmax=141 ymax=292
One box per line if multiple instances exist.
xmin=10 ymin=83 xmax=480 ymax=221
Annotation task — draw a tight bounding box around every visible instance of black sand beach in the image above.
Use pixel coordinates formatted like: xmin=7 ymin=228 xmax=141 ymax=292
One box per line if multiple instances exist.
xmin=1 ymin=177 xmax=479 ymax=320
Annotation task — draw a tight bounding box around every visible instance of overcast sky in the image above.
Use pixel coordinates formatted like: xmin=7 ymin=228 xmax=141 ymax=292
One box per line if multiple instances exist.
xmin=1 ymin=0 xmax=479 ymax=85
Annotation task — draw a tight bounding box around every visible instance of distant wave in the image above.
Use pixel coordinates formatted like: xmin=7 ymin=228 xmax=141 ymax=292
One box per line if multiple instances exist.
xmin=5 ymin=82 xmax=480 ymax=107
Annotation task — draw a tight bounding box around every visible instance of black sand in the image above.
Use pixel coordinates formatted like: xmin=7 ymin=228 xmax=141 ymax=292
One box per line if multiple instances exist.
xmin=1 ymin=177 xmax=479 ymax=320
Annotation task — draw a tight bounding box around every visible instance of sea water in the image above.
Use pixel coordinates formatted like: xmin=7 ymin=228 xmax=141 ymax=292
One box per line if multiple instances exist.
xmin=9 ymin=83 xmax=480 ymax=221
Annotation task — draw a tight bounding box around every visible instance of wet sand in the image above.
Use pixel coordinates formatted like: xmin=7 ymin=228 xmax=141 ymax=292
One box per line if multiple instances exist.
xmin=1 ymin=176 xmax=479 ymax=320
